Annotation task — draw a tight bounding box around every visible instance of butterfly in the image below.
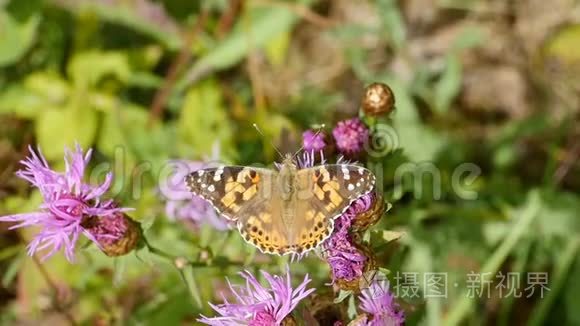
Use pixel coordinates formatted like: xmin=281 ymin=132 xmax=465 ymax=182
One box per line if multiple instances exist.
xmin=185 ymin=153 xmax=376 ymax=255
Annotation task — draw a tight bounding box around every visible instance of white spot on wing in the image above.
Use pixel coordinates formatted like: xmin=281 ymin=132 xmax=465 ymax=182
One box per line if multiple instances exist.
xmin=347 ymin=184 xmax=355 ymax=191
xmin=208 ymin=185 xmax=215 ymax=192
xmin=342 ymin=166 xmax=350 ymax=180
xmin=358 ymin=167 xmax=364 ymax=174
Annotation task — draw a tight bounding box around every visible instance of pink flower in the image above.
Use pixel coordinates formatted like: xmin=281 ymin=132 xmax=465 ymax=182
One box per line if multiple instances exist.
xmin=332 ymin=118 xmax=369 ymax=156
xmin=0 ymin=144 xmax=131 ymax=262
xmin=358 ymin=279 xmax=404 ymax=326
xmin=302 ymin=129 xmax=326 ymax=152
xmin=199 ymin=268 xmax=314 ymax=325
xmin=323 ymin=194 xmax=374 ymax=282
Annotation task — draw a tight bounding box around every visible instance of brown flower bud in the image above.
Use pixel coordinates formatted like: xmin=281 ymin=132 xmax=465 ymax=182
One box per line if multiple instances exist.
xmin=281 ymin=315 xmax=298 ymax=326
xmin=361 ymin=82 xmax=395 ymax=117
xmin=84 ymin=213 xmax=141 ymax=257
xmin=351 ymin=194 xmax=386 ymax=232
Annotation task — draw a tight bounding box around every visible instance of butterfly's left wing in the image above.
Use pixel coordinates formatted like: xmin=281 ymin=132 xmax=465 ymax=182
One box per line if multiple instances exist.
xmin=187 ymin=166 xmax=294 ymax=255
xmin=185 ymin=166 xmax=276 ymax=221
xmin=290 ymin=164 xmax=376 ymax=252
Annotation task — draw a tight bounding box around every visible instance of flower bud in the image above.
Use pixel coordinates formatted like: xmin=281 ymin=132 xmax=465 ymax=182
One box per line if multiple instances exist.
xmin=361 ymin=82 xmax=395 ymax=117
xmin=281 ymin=315 xmax=298 ymax=326
xmin=84 ymin=213 xmax=140 ymax=257
xmin=351 ymin=194 xmax=385 ymax=232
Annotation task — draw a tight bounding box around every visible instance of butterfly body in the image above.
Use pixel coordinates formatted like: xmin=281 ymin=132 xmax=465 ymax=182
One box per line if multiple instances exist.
xmin=185 ymin=155 xmax=376 ymax=255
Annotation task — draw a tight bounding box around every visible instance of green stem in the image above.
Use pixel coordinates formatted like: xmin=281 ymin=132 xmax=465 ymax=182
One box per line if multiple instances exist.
xmin=142 ymin=236 xmax=243 ymax=268
xmin=443 ymin=191 xmax=541 ymax=326
xmin=528 ymin=237 xmax=580 ymax=326
xmin=498 ymin=239 xmax=532 ymax=326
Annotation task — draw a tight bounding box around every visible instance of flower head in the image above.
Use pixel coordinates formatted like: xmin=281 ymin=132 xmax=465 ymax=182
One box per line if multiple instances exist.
xmin=323 ymin=194 xmax=377 ymax=287
xmin=357 ymin=278 xmax=404 ymax=326
xmin=0 ymin=144 xmax=132 ymax=261
xmin=302 ymin=130 xmax=326 ymax=152
xmin=160 ymin=146 xmax=231 ymax=231
xmin=199 ymin=268 xmax=315 ymax=325
xmin=332 ymin=118 xmax=369 ymax=156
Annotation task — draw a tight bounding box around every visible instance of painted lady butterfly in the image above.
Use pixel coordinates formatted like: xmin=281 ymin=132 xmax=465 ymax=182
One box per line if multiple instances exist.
xmin=186 ymin=154 xmax=375 ymax=255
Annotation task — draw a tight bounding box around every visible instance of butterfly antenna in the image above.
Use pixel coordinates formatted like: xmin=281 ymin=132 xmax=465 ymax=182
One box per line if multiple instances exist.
xmin=292 ymin=124 xmax=326 ymax=160
xmin=253 ymin=123 xmax=284 ymax=159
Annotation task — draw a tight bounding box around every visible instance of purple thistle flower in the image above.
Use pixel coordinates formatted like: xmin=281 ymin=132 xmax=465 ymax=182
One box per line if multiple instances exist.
xmin=0 ymin=144 xmax=131 ymax=262
xmin=358 ymin=279 xmax=404 ymax=326
xmin=332 ymin=118 xmax=369 ymax=156
xmin=302 ymin=130 xmax=326 ymax=152
xmin=160 ymin=144 xmax=231 ymax=231
xmin=323 ymin=194 xmax=374 ymax=282
xmin=198 ymin=268 xmax=315 ymax=326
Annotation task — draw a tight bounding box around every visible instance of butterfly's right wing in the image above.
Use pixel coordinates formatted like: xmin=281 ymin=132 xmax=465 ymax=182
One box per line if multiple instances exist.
xmin=290 ymin=164 xmax=376 ymax=252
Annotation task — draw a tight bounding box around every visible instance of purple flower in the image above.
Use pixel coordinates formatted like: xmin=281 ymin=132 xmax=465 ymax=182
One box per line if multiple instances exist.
xmin=0 ymin=144 xmax=131 ymax=262
xmin=323 ymin=194 xmax=374 ymax=282
xmin=302 ymin=130 xmax=326 ymax=152
xmin=358 ymin=279 xmax=404 ymax=326
xmin=198 ymin=268 xmax=315 ymax=325
xmin=160 ymin=145 xmax=231 ymax=231
xmin=332 ymin=118 xmax=369 ymax=156
xmin=296 ymin=150 xmax=325 ymax=169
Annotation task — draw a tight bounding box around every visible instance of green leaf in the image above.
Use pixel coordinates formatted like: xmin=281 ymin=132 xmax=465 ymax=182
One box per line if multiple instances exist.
xmin=0 ymin=10 xmax=39 ymax=66
xmin=35 ymin=107 xmax=98 ymax=160
xmin=0 ymin=244 xmax=21 ymax=261
xmin=434 ymin=54 xmax=462 ymax=114
xmin=1 ymin=253 xmax=23 ymax=287
xmin=264 ymin=29 xmax=291 ymax=66
xmin=377 ymin=0 xmax=406 ymax=50
xmin=0 ymin=86 xmax=45 ymax=118
xmin=68 ymin=51 xmax=131 ymax=88
xmin=334 ymin=289 xmax=353 ymax=303
xmin=174 ymin=1 xmax=311 ymax=92
xmin=178 ymin=79 xmax=234 ymax=159
xmin=97 ymin=104 xmax=149 ymax=157
xmin=544 ymin=24 xmax=580 ymax=66
xmin=380 ymin=77 xmax=446 ymax=162
xmin=179 ymin=265 xmax=202 ymax=308
xmin=382 ymin=230 xmax=405 ymax=242
xmin=112 ymin=255 xmax=128 ymax=288
xmin=24 ymin=72 xmax=70 ymax=103
xmin=62 ymin=1 xmax=181 ymax=50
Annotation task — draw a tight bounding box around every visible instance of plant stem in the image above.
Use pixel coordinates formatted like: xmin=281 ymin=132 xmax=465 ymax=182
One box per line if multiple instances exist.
xmin=33 ymin=256 xmax=78 ymax=326
xmin=443 ymin=191 xmax=541 ymax=326
xmin=147 ymin=11 xmax=208 ymax=127
xmin=528 ymin=237 xmax=580 ymax=326
xmin=142 ymin=236 xmax=243 ymax=269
